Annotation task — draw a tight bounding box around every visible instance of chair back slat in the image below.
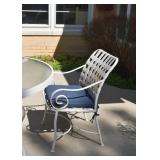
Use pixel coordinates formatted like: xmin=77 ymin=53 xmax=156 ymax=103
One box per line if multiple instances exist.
xmin=79 ymin=49 xmax=118 ymax=107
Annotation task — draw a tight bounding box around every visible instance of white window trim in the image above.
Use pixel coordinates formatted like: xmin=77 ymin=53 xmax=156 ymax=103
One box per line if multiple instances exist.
xmin=22 ymin=5 xmax=50 ymax=29
xmin=116 ymin=4 xmax=134 ymax=44
xmin=116 ymin=4 xmax=132 ymax=19
xmin=22 ymin=4 xmax=94 ymax=35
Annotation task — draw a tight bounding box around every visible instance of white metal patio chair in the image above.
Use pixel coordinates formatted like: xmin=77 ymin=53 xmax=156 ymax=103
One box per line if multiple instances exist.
xmin=42 ymin=49 xmax=118 ymax=152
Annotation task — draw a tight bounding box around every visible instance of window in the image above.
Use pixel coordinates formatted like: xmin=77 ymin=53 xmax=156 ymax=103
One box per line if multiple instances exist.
xmin=55 ymin=4 xmax=88 ymax=25
xmin=130 ymin=5 xmax=136 ymax=18
xmin=127 ymin=5 xmax=136 ymax=43
xmin=22 ymin=4 xmax=49 ymax=26
xmin=116 ymin=4 xmax=136 ymax=43
xmin=117 ymin=5 xmax=128 ymax=40
xmin=22 ymin=4 xmax=93 ymax=35
xmin=119 ymin=4 xmax=128 ymax=18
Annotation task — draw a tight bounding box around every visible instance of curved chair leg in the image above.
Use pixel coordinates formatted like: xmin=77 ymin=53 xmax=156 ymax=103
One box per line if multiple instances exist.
xmin=95 ymin=116 xmax=104 ymax=146
xmin=22 ymin=107 xmax=26 ymax=155
xmin=51 ymin=110 xmax=58 ymax=152
xmin=22 ymin=106 xmax=25 ymax=121
xmin=22 ymin=143 xmax=26 ymax=156
xmin=41 ymin=104 xmax=48 ymax=125
xmin=83 ymin=112 xmax=89 ymax=121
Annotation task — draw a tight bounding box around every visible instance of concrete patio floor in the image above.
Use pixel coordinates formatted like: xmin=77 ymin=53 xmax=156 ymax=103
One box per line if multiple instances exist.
xmin=22 ymin=71 xmax=136 ymax=156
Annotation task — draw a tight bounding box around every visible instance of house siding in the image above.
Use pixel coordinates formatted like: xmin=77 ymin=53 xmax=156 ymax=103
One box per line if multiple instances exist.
xmin=22 ymin=35 xmax=90 ymax=57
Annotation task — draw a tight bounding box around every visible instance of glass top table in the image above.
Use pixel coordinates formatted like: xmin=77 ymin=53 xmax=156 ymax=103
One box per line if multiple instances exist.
xmin=22 ymin=57 xmax=54 ymax=98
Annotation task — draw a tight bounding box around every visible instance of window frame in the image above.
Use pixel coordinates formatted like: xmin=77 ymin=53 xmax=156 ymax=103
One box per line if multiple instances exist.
xmin=22 ymin=4 xmax=50 ymax=28
xmin=116 ymin=4 xmax=135 ymax=42
xmin=54 ymin=4 xmax=88 ymax=28
xmin=22 ymin=4 xmax=94 ymax=35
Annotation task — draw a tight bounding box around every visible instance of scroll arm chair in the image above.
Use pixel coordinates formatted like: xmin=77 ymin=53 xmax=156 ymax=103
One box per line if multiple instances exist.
xmin=42 ymin=49 xmax=118 ymax=152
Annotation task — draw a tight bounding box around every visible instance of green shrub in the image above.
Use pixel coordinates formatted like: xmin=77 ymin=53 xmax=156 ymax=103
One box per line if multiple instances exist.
xmin=107 ymin=73 xmax=136 ymax=90
xmin=83 ymin=15 xmax=136 ymax=80
xmin=33 ymin=54 xmax=135 ymax=90
xmin=33 ymin=54 xmax=87 ymax=71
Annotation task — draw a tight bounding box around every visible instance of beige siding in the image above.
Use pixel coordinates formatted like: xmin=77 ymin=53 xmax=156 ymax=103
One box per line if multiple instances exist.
xmin=22 ymin=35 xmax=90 ymax=57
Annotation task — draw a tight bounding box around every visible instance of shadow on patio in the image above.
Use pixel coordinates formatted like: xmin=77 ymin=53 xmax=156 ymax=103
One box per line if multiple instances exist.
xmin=22 ymin=71 xmax=136 ymax=156
xmin=62 ymin=71 xmax=136 ymax=104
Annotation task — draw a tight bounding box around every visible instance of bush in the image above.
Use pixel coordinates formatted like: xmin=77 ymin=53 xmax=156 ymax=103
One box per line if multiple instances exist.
xmin=83 ymin=16 xmax=136 ymax=80
xmin=107 ymin=73 xmax=136 ymax=90
xmin=33 ymin=54 xmax=87 ymax=71
xmin=33 ymin=54 xmax=135 ymax=89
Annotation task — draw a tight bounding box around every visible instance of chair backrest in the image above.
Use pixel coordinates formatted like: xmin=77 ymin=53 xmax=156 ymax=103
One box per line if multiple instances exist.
xmin=79 ymin=49 xmax=118 ymax=110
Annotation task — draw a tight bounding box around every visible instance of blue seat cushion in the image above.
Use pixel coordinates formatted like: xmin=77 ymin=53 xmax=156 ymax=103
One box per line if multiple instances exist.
xmin=44 ymin=85 xmax=94 ymax=109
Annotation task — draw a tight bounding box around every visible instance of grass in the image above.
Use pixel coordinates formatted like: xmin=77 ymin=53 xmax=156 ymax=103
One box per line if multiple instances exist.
xmin=33 ymin=55 xmax=136 ymax=90
xmin=33 ymin=55 xmax=87 ymax=71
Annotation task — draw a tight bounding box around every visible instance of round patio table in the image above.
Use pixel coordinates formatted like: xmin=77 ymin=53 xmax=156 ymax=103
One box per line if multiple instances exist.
xmin=22 ymin=57 xmax=54 ymax=120
xmin=22 ymin=57 xmax=72 ymax=153
xmin=22 ymin=57 xmax=54 ymax=155
xmin=22 ymin=57 xmax=54 ymax=99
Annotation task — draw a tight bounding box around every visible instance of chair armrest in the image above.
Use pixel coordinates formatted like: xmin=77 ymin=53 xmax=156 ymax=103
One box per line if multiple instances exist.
xmin=49 ymin=80 xmax=104 ymax=111
xmin=54 ymin=65 xmax=85 ymax=75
